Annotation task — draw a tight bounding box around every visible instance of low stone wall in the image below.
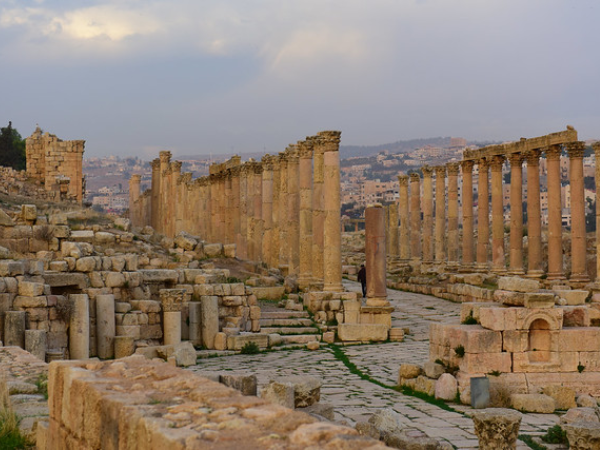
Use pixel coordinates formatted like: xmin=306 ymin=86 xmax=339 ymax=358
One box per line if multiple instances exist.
xmin=39 ymin=356 xmax=388 ymax=450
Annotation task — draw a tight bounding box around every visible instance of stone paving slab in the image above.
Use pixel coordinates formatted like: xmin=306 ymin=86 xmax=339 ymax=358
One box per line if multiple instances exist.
xmin=188 ymin=280 xmax=561 ymax=449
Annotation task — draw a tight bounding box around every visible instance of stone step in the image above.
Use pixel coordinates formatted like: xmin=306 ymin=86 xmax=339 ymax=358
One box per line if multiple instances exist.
xmin=259 ymin=318 xmax=314 ymax=327
xmin=260 ymin=311 xmax=310 ymax=319
xmin=260 ymin=327 xmax=320 ymax=335
xmin=281 ymin=334 xmax=321 ymax=344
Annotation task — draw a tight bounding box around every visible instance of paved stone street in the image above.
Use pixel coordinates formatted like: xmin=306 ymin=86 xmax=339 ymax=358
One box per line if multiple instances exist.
xmin=189 ymin=281 xmax=560 ymax=449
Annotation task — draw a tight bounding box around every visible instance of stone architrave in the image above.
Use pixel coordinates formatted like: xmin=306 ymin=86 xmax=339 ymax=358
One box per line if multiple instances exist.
xmin=595 ymin=142 xmax=600 ymax=281
xmin=525 ymin=150 xmax=543 ymax=277
xmin=25 ymin=330 xmax=47 ymax=361
xmin=461 ymin=160 xmax=475 ymax=270
xmin=321 ymin=131 xmax=343 ymax=292
xmin=365 ymin=204 xmax=389 ymax=307
xmin=546 ymin=145 xmax=564 ymax=280
xmin=477 ymin=158 xmax=490 ymax=271
xmin=160 ymin=289 xmax=185 ymax=346
xmin=434 ymin=166 xmax=446 ymax=266
xmin=69 ymin=294 xmax=90 ymax=360
xmin=421 ymin=166 xmax=434 ymax=266
xmin=447 ymin=163 xmax=459 ymax=271
xmin=286 ymin=147 xmax=300 ymax=274
xmin=490 ymin=155 xmax=506 ymax=273
xmin=567 ymin=141 xmax=590 ymax=283
xmin=409 ymin=173 xmax=421 ymax=266
xmin=96 ymin=294 xmax=116 ymax=359
xmin=298 ymin=142 xmax=314 ymax=289
xmin=508 ymin=152 xmax=525 ymax=275
xmin=398 ymin=175 xmax=410 ymax=265
xmin=4 ymin=311 xmax=26 ymax=348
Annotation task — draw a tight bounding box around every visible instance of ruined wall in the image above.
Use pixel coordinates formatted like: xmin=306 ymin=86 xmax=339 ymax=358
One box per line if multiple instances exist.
xmin=26 ymin=127 xmax=85 ymax=203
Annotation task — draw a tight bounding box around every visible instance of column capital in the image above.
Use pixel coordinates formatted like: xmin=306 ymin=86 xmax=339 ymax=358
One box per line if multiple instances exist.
xmin=460 ymin=160 xmax=474 ymax=172
xmin=422 ymin=165 xmax=433 ymax=177
xmin=130 ymin=174 xmax=142 ymax=183
xmin=409 ymin=172 xmax=421 ymax=181
xmin=523 ymin=149 xmax=541 ymax=164
xmin=261 ymin=154 xmax=275 ymax=170
xmin=398 ymin=175 xmax=409 ymax=186
xmin=171 ymin=160 xmax=182 ymax=173
xmin=317 ymin=130 xmax=342 ymax=150
xmin=566 ymin=141 xmax=585 ymax=158
xmin=159 ymin=151 xmax=172 ymax=163
xmin=297 ymin=140 xmax=314 ymax=159
xmin=490 ymin=155 xmax=505 ymax=171
xmin=230 ymin=165 xmax=242 ymax=177
xmin=447 ymin=162 xmax=460 ymax=176
xmin=507 ymin=152 xmax=524 ymax=166
xmin=545 ymin=144 xmax=562 ymax=160
xmin=434 ymin=166 xmax=446 ymax=177
xmin=592 ymin=141 xmax=600 ymax=155
xmin=181 ymin=172 xmax=193 ymax=184
xmin=160 ymin=289 xmax=186 ymax=312
xmin=151 ymin=159 xmax=161 ymax=170
xmin=251 ymin=161 xmax=263 ymax=175
xmin=478 ymin=157 xmax=489 ymax=170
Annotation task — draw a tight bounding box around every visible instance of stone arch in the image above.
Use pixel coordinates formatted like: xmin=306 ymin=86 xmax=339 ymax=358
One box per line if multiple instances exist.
xmin=528 ymin=318 xmax=552 ymax=363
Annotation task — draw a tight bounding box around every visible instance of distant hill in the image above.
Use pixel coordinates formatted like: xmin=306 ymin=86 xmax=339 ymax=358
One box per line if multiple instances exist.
xmin=340 ymin=137 xmax=452 ymax=158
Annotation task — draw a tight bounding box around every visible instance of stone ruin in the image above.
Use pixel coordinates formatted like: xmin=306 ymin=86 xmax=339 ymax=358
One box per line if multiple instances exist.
xmin=26 ymin=126 xmax=85 ymax=203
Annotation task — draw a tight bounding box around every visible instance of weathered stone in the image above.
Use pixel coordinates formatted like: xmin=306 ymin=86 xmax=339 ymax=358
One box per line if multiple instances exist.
xmin=220 ymin=373 xmax=257 ymax=396
xmin=424 ymin=361 xmax=445 ymax=379
xmin=399 ymin=363 xmax=422 ymax=380
xmin=472 ymin=408 xmax=522 ymax=450
xmin=226 ymin=333 xmax=268 ymax=351
xmin=204 ymin=243 xmax=223 ymax=258
xmin=497 ymin=276 xmax=540 ymax=293
xmin=577 ymin=394 xmax=599 ymax=408
xmin=368 ymin=408 xmax=403 ymax=435
xmin=510 ymin=393 xmax=555 ymax=413
xmin=261 ymin=380 xmax=295 ymax=409
xmin=554 ymin=289 xmax=589 ymax=306
xmin=413 ymin=375 xmax=436 ymax=397
xmin=337 ymin=323 xmax=388 ymax=342
xmin=560 ymin=407 xmax=600 ymax=425
xmin=542 ymin=385 xmax=577 ymax=410
xmin=300 ymin=403 xmax=335 ymax=421
xmin=174 ymin=232 xmax=198 ymax=251
xmin=493 ymin=290 xmax=525 ymax=306
xmin=75 ymin=257 xmax=96 ymax=272
xmin=563 ymin=421 xmax=600 ymax=450
xmin=523 ymin=292 xmax=556 ymax=309
xmin=435 ymin=373 xmax=458 ymax=401
xmin=385 ymin=429 xmax=449 ymax=450
xmin=355 ymin=422 xmax=381 ymax=440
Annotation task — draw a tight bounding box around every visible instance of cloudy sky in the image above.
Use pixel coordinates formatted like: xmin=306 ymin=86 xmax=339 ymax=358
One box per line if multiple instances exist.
xmin=1 ymin=0 xmax=598 ymax=159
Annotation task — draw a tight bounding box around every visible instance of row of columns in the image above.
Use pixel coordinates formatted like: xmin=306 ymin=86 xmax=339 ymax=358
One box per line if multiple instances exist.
xmin=130 ymin=131 xmax=344 ymax=292
xmin=391 ymin=139 xmax=597 ymax=283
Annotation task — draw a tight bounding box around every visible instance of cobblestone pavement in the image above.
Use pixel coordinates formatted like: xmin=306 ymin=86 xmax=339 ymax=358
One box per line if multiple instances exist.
xmin=189 ymin=281 xmax=560 ymax=449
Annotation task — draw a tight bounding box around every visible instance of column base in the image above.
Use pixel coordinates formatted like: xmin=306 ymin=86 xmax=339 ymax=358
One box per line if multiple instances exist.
xmin=297 ymin=275 xmax=313 ymax=291
xmin=445 ymin=262 xmax=460 ymax=273
xmin=324 ymin=284 xmax=344 ymax=293
xmin=365 ymin=297 xmax=391 ymax=308
xmin=507 ymin=268 xmax=525 ymax=276
xmin=525 ymin=270 xmax=544 ymax=279
xmin=459 ymin=263 xmax=474 ymax=273
xmin=475 ymin=263 xmax=489 ymax=273
xmin=546 ymin=272 xmax=566 ymax=281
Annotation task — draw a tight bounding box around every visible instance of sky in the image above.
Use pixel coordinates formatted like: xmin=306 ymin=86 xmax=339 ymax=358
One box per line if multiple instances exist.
xmin=1 ymin=0 xmax=599 ymax=159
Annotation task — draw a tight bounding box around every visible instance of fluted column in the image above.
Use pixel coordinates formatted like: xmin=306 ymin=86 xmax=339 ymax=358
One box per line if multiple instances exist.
xmin=461 ymin=160 xmax=475 ymax=271
xmin=246 ymin=162 xmax=258 ymax=261
xmin=508 ymin=153 xmax=525 ymax=275
xmin=298 ymin=142 xmax=314 ymax=289
xmin=224 ymin=169 xmax=234 ymax=243
xmin=422 ymin=165 xmax=434 ymax=266
xmin=546 ymin=145 xmax=564 ymax=280
xmin=447 ymin=163 xmax=460 ymax=271
xmin=253 ymin=162 xmax=263 ymax=263
xmin=129 ymin=174 xmax=141 ymax=227
xmin=567 ymin=141 xmax=589 ymax=283
xmin=312 ymin=141 xmax=325 ymax=285
xmin=159 ymin=151 xmax=171 ymax=236
xmin=238 ymin=166 xmax=249 ymax=259
xmin=278 ymin=154 xmax=289 ymax=272
xmin=476 ymin=158 xmax=490 ymax=271
xmin=231 ymin=166 xmax=241 ymax=249
xmin=398 ymin=175 xmax=410 ymax=265
xmin=261 ymin=156 xmax=274 ymax=266
xmin=322 ymin=131 xmax=343 ymax=292
xmin=287 ymin=147 xmax=300 ymax=274
xmin=409 ymin=173 xmax=421 ymax=266
xmin=490 ymin=155 xmax=506 ymax=273
xmin=594 ymin=142 xmax=600 ymax=281
xmin=525 ymin=150 xmax=543 ymax=277
xmin=150 ymin=159 xmax=160 ymax=230
xmin=434 ymin=166 xmax=446 ymax=266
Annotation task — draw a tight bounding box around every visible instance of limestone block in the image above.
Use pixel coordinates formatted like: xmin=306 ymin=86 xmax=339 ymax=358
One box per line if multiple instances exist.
xmin=267 ymin=333 xmax=283 ymax=347
xmin=424 ymin=361 xmax=445 ymax=379
xmin=0 ymin=260 xmax=25 ymax=276
xmin=542 ymin=385 xmax=576 ymax=410
xmin=223 ymin=243 xmax=236 ymax=258
xmin=94 ymin=232 xmax=116 ymax=244
xmin=49 ymin=213 xmax=68 ymax=225
xmin=306 ymin=341 xmax=320 ymax=350
xmin=222 ymin=296 xmax=243 ymax=307
xmin=4 ymin=311 xmax=26 ymax=347
xmin=0 ymin=209 xmax=15 ymax=226
xmin=562 ymin=306 xmax=591 ymax=327
xmin=104 ymin=272 xmax=126 ymax=288
xmin=13 ymin=295 xmax=48 ymax=309
xmin=139 ymin=324 xmax=162 ymax=340
xmin=480 ymin=307 xmax=563 ymax=331
xmin=578 ymin=352 xmax=600 ymax=372
xmin=560 ymin=407 xmax=600 ymax=425
xmin=498 ymin=276 xmax=540 ymax=293
xmin=459 ymin=325 xmax=503 ymax=353
xmin=524 ymin=293 xmax=556 ymax=309
xmin=435 ymin=373 xmax=458 ymax=401
xmin=43 ymin=272 xmax=87 ymax=289
xmin=246 ymin=286 xmax=285 ymax=301
xmin=260 ymin=380 xmax=295 ymax=409
xmin=337 ymin=323 xmax=389 ymax=342
xmin=129 ymin=300 xmax=161 ymax=313
xmin=555 ymin=289 xmax=589 ymax=306
xmin=69 ymin=294 xmax=90 ymax=360
xmin=399 ymin=363 xmax=422 ymax=380
xmin=510 ymin=393 xmax=556 ymax=413
xmin=249 ymin=306 xmax=261 ymax=320
xmin=204 ymin=243 xmax=223 ymax=258
xmin=513 ymin=351 xmax=577 ymax=372
xmin=51 ymin=226 xmax=70 ymax=239
xmin=139 ymin=269 xmax=179 ymax=284
xmin=28 ymin=260 xmax=44 ymax=275
xmin=4 ymin=278 xmax=17 ymax=293
xmin=75 ymin=257 xmax=96 ymax=272
xmin=174 ymin=233 xmax=197 ymax=251
xmin=124 ymin=254 xmax=138 ymax=271
xmin=459 ymin=352 xmax=512 ymax=373
xmin=70 ymin=230 xmax=94 ymax=242
xmin=116 ymin=325 xmax=141 ymax=339
xmin=502 ymin=330 xmax=530 ymax=353
xmin=156 ymin=342 xmax=197 ymax=367
xmin=322 ymin=331 xmax=335 ymax=344
xmin=493 ymin=290 xmax=525 ymax=306
xmin=110 ymin=257 xmax=126 ymax=272
xmin=226 ymin=333 xmax=268 ymax=351
xmin=231 ymin=283 xmax=245 ymax=296
xmin=577 ymin=394 xmax=599 ymax=408
xmin=413 ymin=375 xmax=436 ymax=397
xmin=220 ymin=373 xmax=258 ymax=396
xmin=388 ymin=327 xmax=404 ymax=342
xmin=113 ymin=218 xmax=131 ymax=231
xmin=214 ymin=332 xmax=227 ymax=350
xmin=114 ymin=336 xmax=135 ymax=358
xmin=368 ymin=408 xmax=402 ymax=435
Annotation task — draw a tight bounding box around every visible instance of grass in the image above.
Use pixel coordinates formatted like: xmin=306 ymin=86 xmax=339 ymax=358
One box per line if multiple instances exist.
xmin=240 ymin=341 xmax=261 ymax=355
xmin=518 ymin=435 xmax=548 ymax=450
xmin=454 ymin=344 xmax=465 ymax=358
xmin=34 ymin=373 xmax=48 ymax=401
xmin=0 ymin=373 xmax=32 ymax=450
xmin=461 ymin=313 xmax=478 ymax=325
xmin=540 ymin=425 xmax=568 ymax=445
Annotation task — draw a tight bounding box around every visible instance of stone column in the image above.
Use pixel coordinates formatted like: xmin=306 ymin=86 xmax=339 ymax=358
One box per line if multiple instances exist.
xmin=160 ymin=289 xmax=185 ymax=346
xmin=253 ymin=162 xmax=263 ymax=262
xmin=129 ymin=174 xmax=142 ymax=228
xmin=434 ymin=167 xmax=446 ymax=266
xmin=490 ymin=155 xmax=506 ymax=273
xmin=278 ymin=154 xmax=289 ymax=272
xmin=159 ymin=151 xmax=171 ymax=235
xmin=4 ymin=311 xmax=26 ymax=348
xmin=472 ymin=408 xmax=522 ymax=450
xmin=261 ymin=156 xmax=274 ymax=267
xmin=298 ymin=142 xmax=314 ymax=289
xmin=271 ymin=157 xmax=281 ymax=269
xmin=96 ymin=294 xmax=115 ymax=359
xmin=25 ymin=330 xmax=47 ymax=361
xmin=246 ymin=163 xmax=257 ymax=261
xmin=69 ymin=294 xmax=90 ymax=360
xmin=238 ymin=166 xmax=249 ymax=259
xmin=461 ymin=160 xmax=475 ymax=270
xmin=387 ymin=202 xmax=399 ymax=258
xmin=322 ymin=131 xmax=343 ymax=292
xmin=312 ymin=140 xmax=325 ymax=286
xmin=224 ymin=168 xmax=234 ymax=244
xmin=421 ymin=165 xmax=434 ymax=266
xmin=409 ymin=173 xmax=421 ymax=266
xmin=114 ymin=336 xmax=135 ymax=359
xmin=546 ymin=145 xmax=564 ymax=280
xmin=594 ymin=142 xmax=600 ymax=281
xmin=170 ymin=161 xmax=182 ymax=237
xmin=201 ymin=295 xmax=219 ymax=350
xmin=508 ymin=153 xmax=525 ymax=275
xmin=447 ymin=163 xmax=460 ymax=271
xmin=567 ymin=141 xmax=589 ymax=283
xmin=365 ymin=204 xmax=389 ymax=307
xmin=287 ymin=147 xmax=300 ymax=274
xmin=525 ymin=150 xmax=543 ymax=277
xmin=231 ymin=166 xmax=241 ymax=251
xmin=150 ymin=159 xmax=160 ymax=230
xmin=398 ymin=175 xmax=410 ymax=266
xmin=476 ymin=158 xmax=490 ymax=271
xmin=188 ymin=301 xmax=202 ymax=347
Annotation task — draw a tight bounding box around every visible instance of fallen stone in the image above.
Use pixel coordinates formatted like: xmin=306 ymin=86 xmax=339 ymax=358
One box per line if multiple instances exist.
xmin=398 ymin=363 xmax=422 ymax=380
xmin=498 ymin=276 xmax=540 ymax=293
xmin=435 ymin=373 xmax=458 ymax=401
xmin=510 ymin=393 xmax=555 ymax=413
xmin=560 ymin=407 xmax=600 ymax=425
xmin=577 ymin=394 xmax=599 ymax=408
xmin=220 ymin=373 xmax=257 ymax=396
xmin=542 ymin=385 xmax=577 ymax=410
xmin=260 ymin=380 xmax=295 ymax=409
xmin=368 ymin=408 xmax=403 ymax=435
xmin=424 ymin=361 xmax=445 ymax=380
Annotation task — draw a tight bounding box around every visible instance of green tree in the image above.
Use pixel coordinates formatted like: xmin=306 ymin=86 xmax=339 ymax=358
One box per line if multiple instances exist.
xmin=0 ymin=122 xmax=26 ymax=170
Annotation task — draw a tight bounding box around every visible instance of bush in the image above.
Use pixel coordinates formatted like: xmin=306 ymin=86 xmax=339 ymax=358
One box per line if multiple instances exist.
xmin=454 ymin=345 xmax=465 ymax=358
xmin=541 ymin=425 xmax=568 ymax=445
xmin=240 ymin=341 xmax=260 ymax=354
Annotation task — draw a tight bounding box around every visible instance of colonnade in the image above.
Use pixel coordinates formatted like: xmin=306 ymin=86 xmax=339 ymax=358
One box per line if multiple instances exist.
xmin=388 ymin=127 xmax=600 ymax=283
xmin=129 ymin=131 xmax=344 ymax=291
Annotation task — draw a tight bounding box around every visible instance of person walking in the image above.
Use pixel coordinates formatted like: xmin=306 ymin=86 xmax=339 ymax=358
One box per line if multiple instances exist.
xmin=357 ymin=264 xmax=367 ymax=298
